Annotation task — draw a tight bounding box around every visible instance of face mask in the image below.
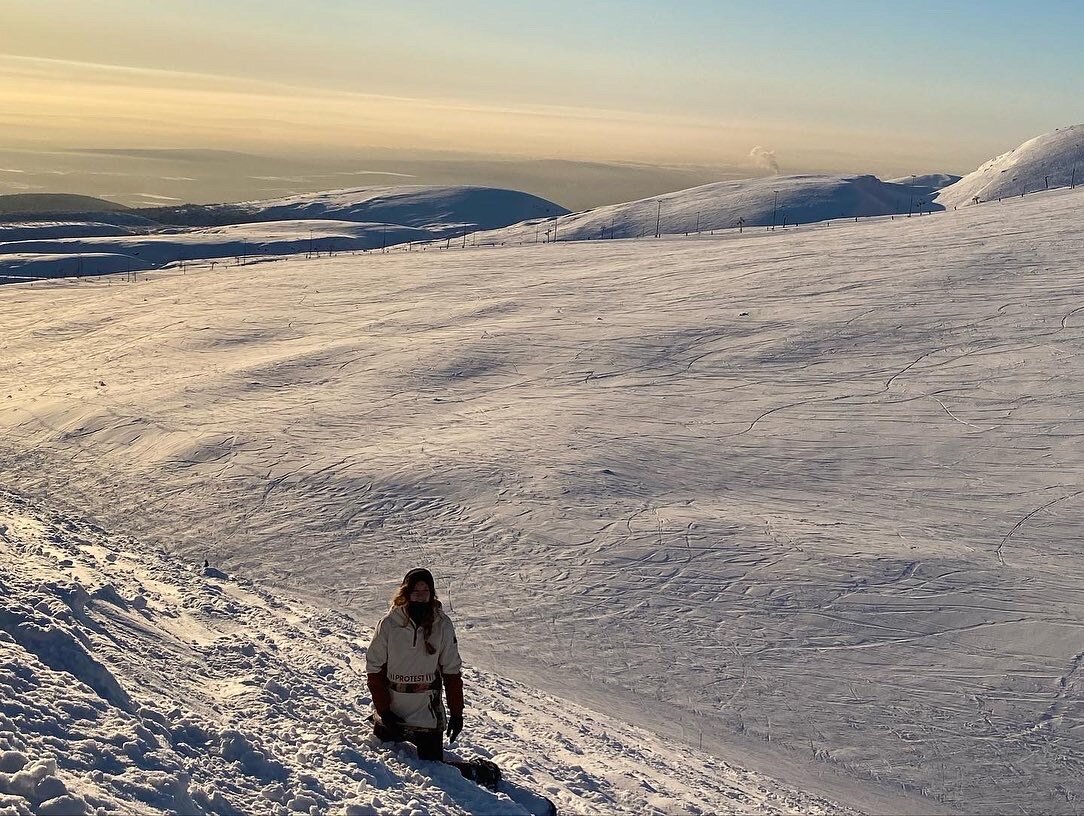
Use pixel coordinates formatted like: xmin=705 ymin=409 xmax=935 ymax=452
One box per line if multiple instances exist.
xmin=407 ymin=601 xmax=429 ymax=623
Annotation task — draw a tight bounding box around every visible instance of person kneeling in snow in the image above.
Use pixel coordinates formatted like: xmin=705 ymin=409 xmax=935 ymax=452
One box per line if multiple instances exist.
xmin=366 ymin=568 xmax=500 ymax=789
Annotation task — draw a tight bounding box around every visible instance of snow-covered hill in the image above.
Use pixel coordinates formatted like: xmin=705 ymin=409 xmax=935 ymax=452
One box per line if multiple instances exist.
xmin=0 ymin=489 xmax=848 ymax=816
xmin=2 ymin=175 xmax=934 ymax=282
xmin=935 ymin=124 xmax=1084 ymax=207
xmin=0 ymin=186 xmax=568 ymax=282
xmin=465 ymin=174 xmax=940 ymax=245
xmin=213 ymin=186 xmax=569 ymax=236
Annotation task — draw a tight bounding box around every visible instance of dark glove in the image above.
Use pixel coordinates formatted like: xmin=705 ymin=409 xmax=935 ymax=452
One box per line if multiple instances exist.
xmin=375 ymin=709 xmax=405 ymax=741
xmin=445 ymin=714 xmax=463 ymax=743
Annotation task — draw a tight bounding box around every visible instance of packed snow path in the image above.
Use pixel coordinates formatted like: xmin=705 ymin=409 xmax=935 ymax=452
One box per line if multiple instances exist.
xmin=0 ymin=490 xmax=846 ymax=815
xmin=2 ymin=187 xmax=1083 ymax=814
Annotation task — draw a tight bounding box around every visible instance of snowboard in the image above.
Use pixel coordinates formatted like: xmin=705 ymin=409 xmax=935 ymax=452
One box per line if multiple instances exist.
xmin=451 ymin=758 xmax=557 ymax=816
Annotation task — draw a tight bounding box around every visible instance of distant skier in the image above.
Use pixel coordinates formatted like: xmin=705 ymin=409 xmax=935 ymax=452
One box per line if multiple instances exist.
xmin=366 ymin=568 xmax=500 ymax=788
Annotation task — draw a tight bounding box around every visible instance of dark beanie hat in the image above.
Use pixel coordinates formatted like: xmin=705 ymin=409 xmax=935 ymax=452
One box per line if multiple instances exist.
xmin=402 ymin=568 xmax=435 ymax=592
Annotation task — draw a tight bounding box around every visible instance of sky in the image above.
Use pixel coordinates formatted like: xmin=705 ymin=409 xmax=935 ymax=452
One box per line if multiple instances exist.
xmin=2 ymin=0 xmax=1084 ymax=197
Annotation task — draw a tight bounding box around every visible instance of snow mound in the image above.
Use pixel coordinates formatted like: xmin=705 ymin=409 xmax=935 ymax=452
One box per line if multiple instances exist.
xmin=936 ymin=124 xmax=1084 ymax=207
xmin=0 ymin=489 xmax=849 ymax=815
xmin=468 ymin=174 xmax=940 ymax=245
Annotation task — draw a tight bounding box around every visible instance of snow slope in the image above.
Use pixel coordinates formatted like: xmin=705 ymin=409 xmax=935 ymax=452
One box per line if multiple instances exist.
xmin=935 ymin=124 xmax=1084 ymax=207
xmin=465 ymin=174 xmax=941 ymax=245
xmin=2 ymin=185 xmax=1084 ymax=814
xmin=0 ymin=489 xmax=847 ymax=816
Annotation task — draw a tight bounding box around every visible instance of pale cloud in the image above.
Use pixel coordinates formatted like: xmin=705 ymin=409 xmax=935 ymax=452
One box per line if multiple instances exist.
xmin=0 ymin=53 xmax=963 ymax=176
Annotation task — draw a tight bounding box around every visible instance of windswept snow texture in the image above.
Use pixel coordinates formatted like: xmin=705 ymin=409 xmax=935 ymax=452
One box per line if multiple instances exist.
xmin=2 ymin=185 xmax=1084 ymax=814
xmin=222 ymin=185 xmax=569 ymax=235
xmin=467 ymin=174 xmax=942 ymax=244
xmin=936 ymin=123 xmax=1084 ymax=207
xmin=0 ymin=491 xmax=845 ymax=816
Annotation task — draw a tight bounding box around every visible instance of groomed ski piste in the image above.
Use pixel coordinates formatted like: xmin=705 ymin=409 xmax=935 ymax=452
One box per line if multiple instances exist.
xmin=2 ymin=136 xmax=1084 ymax=814
xmin=1 ymin=490 xmax=844 ymax=815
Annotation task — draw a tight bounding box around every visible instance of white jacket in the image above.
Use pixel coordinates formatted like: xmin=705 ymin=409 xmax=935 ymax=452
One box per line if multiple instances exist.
xmin=365 ymin=605 xmax=462 ymax=729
